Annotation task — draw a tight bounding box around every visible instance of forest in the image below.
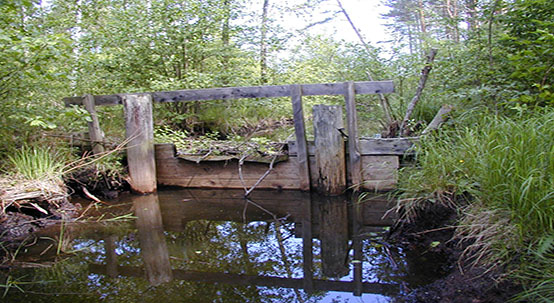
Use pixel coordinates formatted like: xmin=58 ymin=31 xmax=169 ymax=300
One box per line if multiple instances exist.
xmin=0 ymin=0 xmax=553 ymax=302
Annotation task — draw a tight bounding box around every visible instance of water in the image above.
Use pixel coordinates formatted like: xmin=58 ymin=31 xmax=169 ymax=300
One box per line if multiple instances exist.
xmin=2 ymin=188 xmax=442 ymax=302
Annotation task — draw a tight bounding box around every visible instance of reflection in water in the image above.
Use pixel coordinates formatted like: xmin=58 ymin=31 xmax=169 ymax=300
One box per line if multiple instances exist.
xmin=2 ymin=188 xmax=443 ymax=302
xmin=134 ymin=194 xmax=173 ymax=285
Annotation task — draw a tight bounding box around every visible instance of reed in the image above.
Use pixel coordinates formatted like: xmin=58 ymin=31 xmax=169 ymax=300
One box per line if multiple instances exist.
xmin=398 ymin=109 xmax=554 ymax=302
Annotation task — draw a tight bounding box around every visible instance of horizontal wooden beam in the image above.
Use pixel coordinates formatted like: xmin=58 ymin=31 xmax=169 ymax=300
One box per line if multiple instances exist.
xmin=288 ymin=137 xmax=416 ymax=156
xmin=63 ymin=81 xmax=394 ymax=106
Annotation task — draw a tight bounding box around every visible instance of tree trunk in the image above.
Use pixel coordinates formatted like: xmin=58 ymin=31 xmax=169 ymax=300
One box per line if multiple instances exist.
xmin=260 ymin=0 xmax=269 ymax=84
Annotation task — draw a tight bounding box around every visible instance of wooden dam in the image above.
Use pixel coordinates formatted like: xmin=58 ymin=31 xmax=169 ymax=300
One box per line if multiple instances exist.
xmin=64 ymin=81 xmax=414 ymax=195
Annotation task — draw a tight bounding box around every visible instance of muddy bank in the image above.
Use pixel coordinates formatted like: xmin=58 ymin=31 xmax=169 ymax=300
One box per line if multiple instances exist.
xmin=0 ymin=167 xmax=128 ymax=246
xmin=389 ymin=201 xmax=522 ymax=303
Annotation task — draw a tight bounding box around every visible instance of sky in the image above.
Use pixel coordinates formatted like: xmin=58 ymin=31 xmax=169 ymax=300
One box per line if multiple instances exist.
xmin=305 ymin=0 xmax=391 ymax=46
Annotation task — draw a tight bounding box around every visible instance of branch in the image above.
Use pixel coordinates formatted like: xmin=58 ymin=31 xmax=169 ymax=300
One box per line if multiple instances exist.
xmin=422 ymin=104 xmax=454 ymax=135
xmin=399 ymin=48 xmax=438 ymax=137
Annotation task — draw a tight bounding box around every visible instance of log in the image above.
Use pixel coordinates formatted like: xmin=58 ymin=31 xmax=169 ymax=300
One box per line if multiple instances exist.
xmin=83 ymin=94 xmax=105 ymax=155
xmin=63 ymin=81 xmax=395 ymax=106
xmin=123 ymin=94 xmax=157 ymax=193
xmin=313 ymin=105 xmax=346 ymax=195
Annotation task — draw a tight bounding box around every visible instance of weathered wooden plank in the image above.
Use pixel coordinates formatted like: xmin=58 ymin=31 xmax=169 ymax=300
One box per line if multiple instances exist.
xmin=358 ymin=138 xmax=416 ymax=155
xmin=83 ymin=94 xmax=105 ymax=155
xmin=313 ymin=105 xmax=346 ymax=195
xmin=155 ymin=156 xmax=303 ymax=189
xmin=359 ymin=156 xmax=399 ymax=191
xmin=345 ymin=81 xmax=362 ymax=191
xmin=63 ymin=81 xmax=394 ymax=106
xmin=154 ymin=143 xmax=176 ymax=159
xmin=291 ymin=85 xmax=311 ymax=191
xmin=124 ymin=94 xmax=157 ymax=193
xmin=288 ymin=138 xmax=415 ymax=156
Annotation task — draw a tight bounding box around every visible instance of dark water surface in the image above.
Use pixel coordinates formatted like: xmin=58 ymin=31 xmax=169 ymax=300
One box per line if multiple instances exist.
xmin=3 ymin=188 xmax=442 ymax=302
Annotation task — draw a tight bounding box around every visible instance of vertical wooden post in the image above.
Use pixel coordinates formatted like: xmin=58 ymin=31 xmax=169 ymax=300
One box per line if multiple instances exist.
xmin=313 ymin=105 xmax=346 ymax=195
xmin=83 ymin=94 xmax=105 ymax=155
xmin=291 ymin=85 xmax=311 ymax=191
xmin=123 ymin=94 xmax=157 ymax=194
xmin=135 ymin=194 xmax=173 ymax=285
xmin=345 ymin=81 xmax=362 ymax=191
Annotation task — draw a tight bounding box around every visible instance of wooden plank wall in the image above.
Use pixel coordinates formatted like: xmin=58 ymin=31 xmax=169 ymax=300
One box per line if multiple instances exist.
xmin=155 ymin=141 xmax=405 ymax=192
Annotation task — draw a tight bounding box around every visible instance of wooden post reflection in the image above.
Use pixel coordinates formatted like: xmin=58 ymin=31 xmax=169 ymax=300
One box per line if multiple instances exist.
xmin=302 ymin=197 xmax=314 ymax=293
xmin=134 ymin=194 xmax=173 ymax=285
xmin=104 ymin=235 xmax=119 ymax=278
xmin=318 ymin=195 xmax=349 ymax=278
xmin=352 ymin=193 xmax=363 ymax=296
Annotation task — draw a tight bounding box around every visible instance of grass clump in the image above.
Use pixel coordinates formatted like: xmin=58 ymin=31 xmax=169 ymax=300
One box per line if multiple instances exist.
xmin=397 ymin=108 xmax=554 ymax=302
xmin=7 ymin=146 xmax=65 ymax=181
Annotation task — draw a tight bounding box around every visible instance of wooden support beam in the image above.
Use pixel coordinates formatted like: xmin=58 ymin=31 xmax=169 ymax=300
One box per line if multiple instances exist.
xmin=123 ymin=94 xmax=157 ymax=194
xmin=313 ymin=105 xmax=346 ymax=195
xmin=344 ymin=81 xmax=362 ymax=191
xmin=83 ymin=94 xmax=105 ymax=155
xmin=64 ymin=81 xmax=395 ymax=106
xmin=291 ymin=85 xmax=311 ymax=191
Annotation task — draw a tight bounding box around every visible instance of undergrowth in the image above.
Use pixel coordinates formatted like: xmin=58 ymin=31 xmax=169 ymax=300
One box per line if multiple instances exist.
xmin=397 ymin=108 xmax=554 ymax=302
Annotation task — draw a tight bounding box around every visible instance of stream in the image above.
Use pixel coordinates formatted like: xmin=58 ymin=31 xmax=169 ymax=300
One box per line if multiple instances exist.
xmin=2 ymin=188 xmax=446 ymax=302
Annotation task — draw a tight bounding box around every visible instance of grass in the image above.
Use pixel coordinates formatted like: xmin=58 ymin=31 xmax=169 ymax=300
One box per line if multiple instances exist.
xmin=397 ymin=108 xmax=554 ymax=302
xmin=7 ymin=146 xmax=65 ymax=181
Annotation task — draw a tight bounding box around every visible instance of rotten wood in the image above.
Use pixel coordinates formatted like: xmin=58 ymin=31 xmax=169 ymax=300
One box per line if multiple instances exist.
xmin=63 ymin=81 xmax=395 ymax=106
xmin=313 ymin=105 xmax=346 ymax=195
xmin=399 ymin=49 xmax=438 ymax=136
xmin=83 ymin=94 xmax=105 ymax=155
xmin=123 ymin=94 xmax=157 ymax=194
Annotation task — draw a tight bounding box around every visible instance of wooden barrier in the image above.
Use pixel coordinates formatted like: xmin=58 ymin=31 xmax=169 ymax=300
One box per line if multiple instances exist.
xmin=64 ymin=81 xmax=400 ymax=194
xmin=155 ymin=140 xmax=407 ymax=192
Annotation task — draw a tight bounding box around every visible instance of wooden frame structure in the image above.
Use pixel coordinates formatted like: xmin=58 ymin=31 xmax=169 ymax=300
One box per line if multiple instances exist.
xmin=65 ymin=81 xmax=403 ymax=194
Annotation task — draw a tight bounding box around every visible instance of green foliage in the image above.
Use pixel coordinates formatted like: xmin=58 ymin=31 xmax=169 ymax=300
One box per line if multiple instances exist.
xmin=398 ymin=109 xmax=554 ymax=301
xmin=7 ymin=146 xmax=65 ymax=181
